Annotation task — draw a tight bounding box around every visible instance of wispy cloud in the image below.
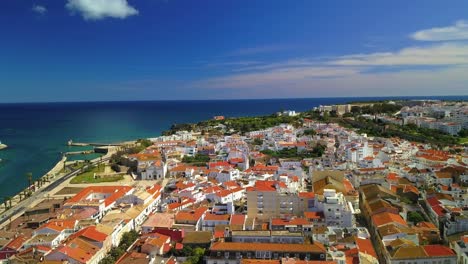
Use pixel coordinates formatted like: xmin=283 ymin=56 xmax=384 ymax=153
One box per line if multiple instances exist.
xmin=32 ymin=4 xmax=47 ymax=15
xmin=66 ymin=0 xmax=138 ymax=20
xmin=411 ymin=20 xmax=468 ymax=41
xmin=191 ymin=41 xmax=468 ymax=97
xmin=330 ymin=43 xmax=468 ymax=66
xmin=195 ymin=66 xmax=361 ymax=90
xmin=203 ymin=61 xmax=262 ymax=69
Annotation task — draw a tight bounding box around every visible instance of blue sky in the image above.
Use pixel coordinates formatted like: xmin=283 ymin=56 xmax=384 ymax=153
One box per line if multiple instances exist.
xmin=1 ymin=0 xmax=468 ymax=102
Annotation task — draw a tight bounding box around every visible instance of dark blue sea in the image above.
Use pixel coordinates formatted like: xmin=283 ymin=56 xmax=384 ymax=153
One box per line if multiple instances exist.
xmin=0 ymin=96 xmax=466 ymax=197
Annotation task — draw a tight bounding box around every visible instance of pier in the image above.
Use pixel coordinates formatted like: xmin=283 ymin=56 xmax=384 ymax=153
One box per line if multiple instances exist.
xmin=67 ymin=140 xmax=126 ymax=147
xmin=64 ymin=150 xmax=94 ymax=156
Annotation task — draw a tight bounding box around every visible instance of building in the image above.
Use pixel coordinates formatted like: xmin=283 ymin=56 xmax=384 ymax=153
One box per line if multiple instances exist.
xmin=207 ymin=241 xmax=327 ymax=264
xmin=450 ymin=235 xmax=468 ymax=264
xmin=64 ymin=186 xmax=134 ymax=220
xmin=246 ymin=181 xmax=300 ymax=220
xmin=315 ymin=189 xmax=356 ymax=227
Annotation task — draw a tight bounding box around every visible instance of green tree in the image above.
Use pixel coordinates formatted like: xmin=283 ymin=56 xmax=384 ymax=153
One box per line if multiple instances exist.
xmin=459 ymin=129 xmax=468 ymax=137
xmin=303 ymin=129 xmax=316 ymax=136
xmin=99 ymin=257 xmax=116 ymax=264
xmin=25 ymin=172 xmax=33 ymax=188
xmin=183 ymin=247 xmax=205 ymax=264
xmin=407 ymin=211 xmax=424 ymax=224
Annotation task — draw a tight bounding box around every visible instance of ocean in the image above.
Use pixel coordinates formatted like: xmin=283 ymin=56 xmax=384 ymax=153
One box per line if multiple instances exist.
xmin=0 ymin=96 xmax=466 ymax=197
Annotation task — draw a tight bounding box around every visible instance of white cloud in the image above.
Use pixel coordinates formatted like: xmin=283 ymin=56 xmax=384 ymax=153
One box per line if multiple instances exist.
xmin=330 ymin=43 xmax=468 ymax=66
xmin=194 ymin=64 xmax=468 ymax=98
xmin=196 ymin=66 xmax=361 ymax=89
xmin=32 ymin=5 xmax=47 ymax=14
xmin=411 ymin=20 xmax=468 ymax=41
xmin=192 ymin=42 xmax=468 ymax=97
xmin=66 ymin=0 xmax=138 ymax=20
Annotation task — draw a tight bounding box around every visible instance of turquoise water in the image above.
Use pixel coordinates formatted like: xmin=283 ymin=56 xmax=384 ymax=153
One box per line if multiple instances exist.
xmin=0 ymin=97 xmax=466 ymax=197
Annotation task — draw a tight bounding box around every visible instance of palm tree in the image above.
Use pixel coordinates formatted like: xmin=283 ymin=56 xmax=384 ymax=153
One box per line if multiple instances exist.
xmin=25 ymin=172 xmax=33 ymax=189
xmin=3 ymin=196 xmax=10 ymax=210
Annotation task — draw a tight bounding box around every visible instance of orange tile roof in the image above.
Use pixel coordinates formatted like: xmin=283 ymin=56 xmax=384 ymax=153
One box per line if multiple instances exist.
xmin=65 ymin=186 xmax=133 ymax=207
xmin=146 ymin=184 xmax=162 ymax=198
xmin=304 ymin=211 xmax=324 ymax=219
xmin=245 ymin=164 xmax=279 ymax=174
xmin=423 ymin=245 xmax=455 ymax=257
xmin=230 ymin=214 xmax=246 ymax=226
xmin=38 ymin=219 xmax=77 ymax=232
xmin=371 ymin=212 xmax=407 ymax=227
xmin=56 ymin=239 xmax=97 ymax=264
xmin=355 ymin=238 xmax=377 ymax=259
xmin=416 ymin=221 xmax=437 ymax=229
xmin=210 ymin=241 xmax=326 ymax=253
xmin=271 ymin=217 xmax=310 ymax=226
xmin=204 ymin=213 xmax=230 ymax=221
xmin=387 ymin=173 xmax=400 ymax=181
xmin=4 ymin=235 xmax=27 ymax=251
xmin=35 ymin=245 xmax=52 ymax=253
xmin=298 ymin=192 xmax=315 ymax=198
xmin=247 ymin=180 xmax=287 ymax=192
xmin=281 ymin=259 xmax=336 ymax=264
xmin=175 ymin=207 xmax=208 ymax=222
xmin=145 ymin=233 xmax=171 ymax=248
xmin=69 ymin=226 xmax=108 ymax=242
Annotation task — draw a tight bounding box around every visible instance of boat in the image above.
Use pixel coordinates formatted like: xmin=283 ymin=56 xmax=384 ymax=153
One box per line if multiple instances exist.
xmin=0 ymin=141 xmax=7 ymax=150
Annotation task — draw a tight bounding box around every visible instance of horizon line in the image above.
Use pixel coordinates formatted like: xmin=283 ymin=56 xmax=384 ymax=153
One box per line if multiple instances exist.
xmin=1 ymin=94 xmax=467 ymax=105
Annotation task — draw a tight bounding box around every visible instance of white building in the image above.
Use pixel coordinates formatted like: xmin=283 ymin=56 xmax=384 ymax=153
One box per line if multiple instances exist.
xmin=315 ymin=189 xmax=356 ymax=227
xmin=141 ymin=160 xmax=167 ymax=180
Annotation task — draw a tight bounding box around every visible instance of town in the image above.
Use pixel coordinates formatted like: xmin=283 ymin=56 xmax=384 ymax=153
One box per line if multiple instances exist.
xmin=0 ymin=100 xmax=467 ymax=264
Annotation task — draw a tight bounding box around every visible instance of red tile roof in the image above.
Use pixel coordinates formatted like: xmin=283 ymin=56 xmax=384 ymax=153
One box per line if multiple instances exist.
xmin=271 ymin=217 xmax=310 ymax=226
xmin=355 ymin=238 xmax=377 ymax=259
xmin=230 ymin=214 xmax=246 ymax=226
xmin=175 ymin=207 xmax=208 ymax=222
xmin=304 ymin=211 xmax=324 ymax=219
xmin=3 ymin=235 xmax=26 ymax=251
xmin=38 ymin=219 xmax=77 ymax=233
xmin=298 ymin=192 xmax=315 ymax=198
xmin=371 ymin=212 xmax=407 ymax=227
xmin=70 ymin=226 xmax=108 ymax=242
xmin=247 ymin=180 xmax=287 ymax=192
xmin=65 ymin=186 xmax=133 ymax=207
xmin=204 ymin=213 xmax=230 ymax=221
xmin=423 ymin=245 xmax=455 ymax=257
xmin=210 ymin=241 xmax=326 ymax=253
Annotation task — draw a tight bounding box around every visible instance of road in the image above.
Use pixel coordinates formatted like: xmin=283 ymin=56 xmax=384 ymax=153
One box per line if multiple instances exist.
xmin=0 ymin=157 xmax=110 ymax=227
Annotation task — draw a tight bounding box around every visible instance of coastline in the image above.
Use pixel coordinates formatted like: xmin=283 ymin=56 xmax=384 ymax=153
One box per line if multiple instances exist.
xmin=0 ymin=142 xmax=122 ymax=227
xmin=7 ymin=155 xmax=67 ymax=208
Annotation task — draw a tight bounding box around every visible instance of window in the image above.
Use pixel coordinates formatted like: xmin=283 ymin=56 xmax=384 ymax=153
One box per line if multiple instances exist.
xmin=224 ymin=252 xmax=229 ymax=259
